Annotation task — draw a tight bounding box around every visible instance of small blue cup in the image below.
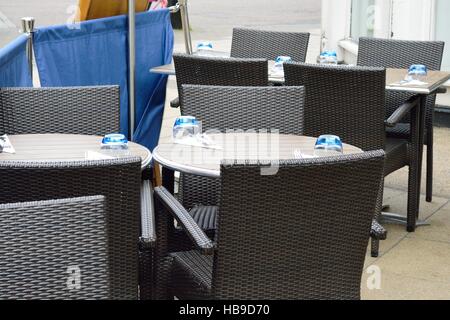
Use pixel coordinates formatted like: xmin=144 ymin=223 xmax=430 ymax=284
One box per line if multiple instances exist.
xmin=314 ymin=135 xmax=343 ymax=155
xmin=319 ymin=50 xmax=338 ymax=64
xmin=101 ymin=133 xmax=128 ymax=149
xmin=275 ymin=56 xmax=293 ymax=64
xmin=408 ymin=64 xmax=428 ymax=76
xmin=197 ymin=42 xmax=213 ymax=50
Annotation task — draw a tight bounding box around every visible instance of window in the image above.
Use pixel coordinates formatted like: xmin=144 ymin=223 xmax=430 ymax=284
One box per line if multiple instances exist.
xmin=435 ymin=0 xmax=450 ymax=71
xmin=350 ymin=0 xmax=375 ymax=40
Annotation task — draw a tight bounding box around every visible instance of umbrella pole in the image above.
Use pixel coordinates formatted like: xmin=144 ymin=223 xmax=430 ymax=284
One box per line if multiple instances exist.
xmin=128 ymin=0 xmax=136 ymax=140
xmin=21 ymin=17 xmax=35 ymax=82
xmin=179 ymin=0 xmax=193 ymax=54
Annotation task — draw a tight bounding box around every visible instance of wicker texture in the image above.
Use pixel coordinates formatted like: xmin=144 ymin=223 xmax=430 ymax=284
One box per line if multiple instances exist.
xmin=357 ymin=37 xmax=444 ymax=130
xmin=230 ymin=28 xmax=310 ymax=62
xmin=0 ymin=158 xmax=142 ymax=299
xmin=283 ymin=62 xmax=416 ymax=254
xmin=284 ymin=62 xmax=386 ymax=151
xmin=357 ymin=37 xmax=445 ymax=201
xmin=179 ymin=85 xmax=305 ymax=209
xmin=173 ymin=53 xmax=268 ymax=107
xmin=0 ymin=86 xmax=120 ymax=136
xmin=167 ymin=151 xmax=385 ymax=300
xmin=0 ymin=196 xmax=115 ymax=300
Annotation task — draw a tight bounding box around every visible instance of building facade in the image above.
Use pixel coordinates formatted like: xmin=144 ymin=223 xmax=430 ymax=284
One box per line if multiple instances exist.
xmin=321 ymin=0 xmax=450 ymax=108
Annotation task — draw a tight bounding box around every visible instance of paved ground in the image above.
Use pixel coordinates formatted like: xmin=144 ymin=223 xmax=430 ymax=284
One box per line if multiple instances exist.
xmin=1 ymin=1 xmax=450 ymax=300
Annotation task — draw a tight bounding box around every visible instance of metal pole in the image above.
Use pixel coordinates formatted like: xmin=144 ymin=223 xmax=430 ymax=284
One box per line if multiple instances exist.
xmin=128 ymin=0 xmax=136 ymax=140
xmin=21 ymin=17 xmax=35 ymax=81
xmin=179 ymin=0 xmax=193 ymax=54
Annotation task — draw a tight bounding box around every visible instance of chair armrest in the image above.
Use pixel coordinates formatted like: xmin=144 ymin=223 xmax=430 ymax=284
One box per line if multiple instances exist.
xmin=385 ymin=96 xmax=420 ymax=127
xmin=140 ymin=180 xmax=156 ymax=248
xmin=170 ymin=97 xmax=180 ymax=108
xmin=154 ymin=186 xmax=215 ymax=255
xmin=370 ymin=219 xmax=387 ymax=240
xmin=436 ymin=86 xmax=447 ymax=94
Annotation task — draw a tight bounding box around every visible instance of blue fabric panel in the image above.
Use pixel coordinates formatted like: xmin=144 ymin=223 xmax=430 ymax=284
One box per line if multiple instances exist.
xmin=34 ymin=9 xmax=173 ymax=150
xmin=133 ymin=9 xmax=173 ymax=150
xmin=33 ymin=15 xmax=130 ymax=135
xmin=0 ymin=35 xmax=33 ymax=87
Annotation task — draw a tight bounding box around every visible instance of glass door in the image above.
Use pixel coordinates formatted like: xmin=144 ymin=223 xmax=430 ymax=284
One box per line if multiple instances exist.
xmin=435 ymin=0 xmax=450 ymax=71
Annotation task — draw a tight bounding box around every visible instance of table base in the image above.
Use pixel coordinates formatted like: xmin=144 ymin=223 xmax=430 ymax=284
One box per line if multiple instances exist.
xmin=380 ymin=212 xmax=430 ymax=229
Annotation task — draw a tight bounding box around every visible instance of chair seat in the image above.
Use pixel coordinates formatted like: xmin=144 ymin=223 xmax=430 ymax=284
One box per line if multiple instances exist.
xmin=169 ymin=250 xmax=213 ymax=299
xmin=385 ymin=138 xmax=409 ymax=176
xmin=386 ymin=123 xmax=429 ymax=143
xmin=190 ymin=206 xmax=218 ymax=231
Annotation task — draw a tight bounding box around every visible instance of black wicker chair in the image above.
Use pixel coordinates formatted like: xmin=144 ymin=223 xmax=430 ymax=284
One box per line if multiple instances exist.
xmin=0 ymin=158 xmax=142 ymax=299
xmin=357 ymin=37 xmax=445 ymax=203
xmin=178 ymin=85 xmax=305 ymax=211
xmin=230 ymin=27 xmax=310 ymax=62
xmin=152 ymin=85 xmax=306 ymax=299
xmin=171 ymin=53 xmax=268 ymax=109
xmin=155 ymin=150 xmax=385 ymax=300
xmin=284 ymin=62 xmax=419 ymax=256
xmin=0 ymin=196 xmax=118 ymax=299
xmin=0 ymin=85 xmax=155 ymax=299
xmin=0 ymin=86 xmax=120 ymax=136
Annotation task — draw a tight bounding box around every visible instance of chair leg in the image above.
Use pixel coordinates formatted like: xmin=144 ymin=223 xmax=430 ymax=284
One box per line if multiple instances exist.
xmin=426 ymin=127 xmax=433 ymax=203
xmin=371 ymin=238 xmax=380 ymax=258
xmin=407 ymin=164 xmax=419 ymax=233
xmin=371 ymin=178 xmax=384 ymax=258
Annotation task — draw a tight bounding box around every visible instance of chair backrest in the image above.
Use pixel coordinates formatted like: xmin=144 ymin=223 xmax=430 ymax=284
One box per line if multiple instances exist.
xmin=284 ymin=62 xmax=386 ymax=151
xmin=173 ymin=54 xmax=268 ymax=106
xmin=178 ymin=85 xmax=305 ymax=209
xmin=181 ymin=85 xmax=305 ymax=134
xmin=357 ymin=37 xmax=445 ymax=121
xmin=0 ymin=157 xmax=142 ymax=299
xmin=213 ymin=150 xmax=385 ymax=300
xmin=0 ymin=86 xmax=120 ymax=136
xmin=0 ymin=196 xmax=112 ymax=299
xmin=231 ymin=27 xmax=310 ymax=62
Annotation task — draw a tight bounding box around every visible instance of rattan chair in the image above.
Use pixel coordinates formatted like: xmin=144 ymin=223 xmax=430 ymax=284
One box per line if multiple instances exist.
xmin=0 ymin=158 xmax=142 ymax=299
xmin=230 ymin=27 xmax=310 ymax=62
xmin=284 ymin=62 xmax=419 ymax=256
xmin=178 ymin=85 xmax=305 ymax=211
xmin=0 ymin=196 xmax=115 ymax=299
xmin=357 ymin=37 xmax=445 ymax=202
xmin=155 ymin=150 xmax=385 ymax=300
xmin=0 ymin=85 xmax=155 ymax=299
xmin=171 ymin=53 xmax=268 ymax=109
xmin=0 ymin=86 xmax=120 ymax=136
xmin=151 ymin=85 xmax=306 ymax=299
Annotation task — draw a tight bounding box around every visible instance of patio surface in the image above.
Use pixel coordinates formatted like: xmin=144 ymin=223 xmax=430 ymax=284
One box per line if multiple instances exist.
xmin=160 ymin=28 xmax=450 ymax=300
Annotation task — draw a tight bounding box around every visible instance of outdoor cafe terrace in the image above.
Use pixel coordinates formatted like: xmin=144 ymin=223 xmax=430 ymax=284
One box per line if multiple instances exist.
xmin=0 ymin=0 xmax=449 ymax=302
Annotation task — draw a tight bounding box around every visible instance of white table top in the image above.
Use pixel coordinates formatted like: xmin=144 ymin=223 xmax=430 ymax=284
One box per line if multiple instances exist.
xmin=150 ymin=52 xmax=450 ymax=93
xmin=153 ymin=133 xmax=362 ymax=178
xmin=0 ymin=134 xmax=152 ymax=169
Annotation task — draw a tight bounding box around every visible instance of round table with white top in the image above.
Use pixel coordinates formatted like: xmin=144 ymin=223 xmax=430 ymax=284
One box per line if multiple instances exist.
xmin=153 ymin=132 xmax=362 ymax=178
xmin=0 ymin=134 xmax=152 ymax=169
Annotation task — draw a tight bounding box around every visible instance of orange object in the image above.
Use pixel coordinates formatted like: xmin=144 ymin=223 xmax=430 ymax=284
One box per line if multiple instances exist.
xmin=77 ymin=0 xmax=150 ymax=21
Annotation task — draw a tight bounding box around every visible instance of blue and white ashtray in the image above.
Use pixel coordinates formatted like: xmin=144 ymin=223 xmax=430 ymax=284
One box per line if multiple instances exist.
xmin=319 ymin=50 xmax=338 ymax=64
xmin=408 ymin=64 xmax=428 ymax=76
xmin=101 ymin=133 xmax=129 ymax=149
xmin=197 ymin=41 xmax=214 ymax=51
xmin=275 ymin=56 xmax=293 ymax=64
